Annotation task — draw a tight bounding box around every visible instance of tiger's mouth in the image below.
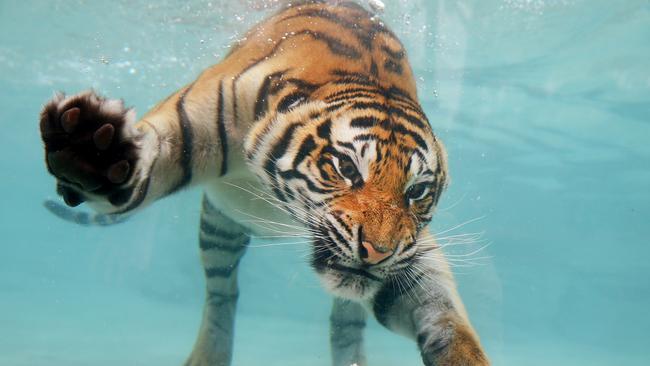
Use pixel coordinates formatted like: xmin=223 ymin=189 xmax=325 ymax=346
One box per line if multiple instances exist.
xmin=325 ymin=262 xmax=382 ymax=282
xmin=310 ymin=237 xmax=388 ymax=300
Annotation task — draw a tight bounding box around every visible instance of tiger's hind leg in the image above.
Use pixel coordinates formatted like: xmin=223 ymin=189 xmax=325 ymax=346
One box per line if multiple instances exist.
xmin=185 ymin=196 xmax=250 ymax=366
xmin=330 ymin=298 xmax=368 ymax=366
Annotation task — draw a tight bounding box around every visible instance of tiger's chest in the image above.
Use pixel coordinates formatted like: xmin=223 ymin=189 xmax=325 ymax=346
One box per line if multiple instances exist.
xmin=203 ymin=171 xmax=301 ymax=238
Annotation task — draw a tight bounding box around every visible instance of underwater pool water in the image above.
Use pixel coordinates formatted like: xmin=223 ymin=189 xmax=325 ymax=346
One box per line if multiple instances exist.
xmin=1 ymin=1 xmax=649 ymax=365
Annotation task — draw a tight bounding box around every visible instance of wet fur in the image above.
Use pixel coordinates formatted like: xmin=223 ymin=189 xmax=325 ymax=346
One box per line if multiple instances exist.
xmin=39 ymin=1 xmax=488 ymax=365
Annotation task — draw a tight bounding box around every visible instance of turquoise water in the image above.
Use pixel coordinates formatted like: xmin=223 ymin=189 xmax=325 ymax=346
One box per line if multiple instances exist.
xmin=1 ymin=1 xmax=649 ymax=365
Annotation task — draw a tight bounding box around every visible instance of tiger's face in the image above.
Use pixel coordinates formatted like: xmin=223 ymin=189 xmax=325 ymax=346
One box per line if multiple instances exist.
xmin=245 ymin=99 xmax=447 ymax=301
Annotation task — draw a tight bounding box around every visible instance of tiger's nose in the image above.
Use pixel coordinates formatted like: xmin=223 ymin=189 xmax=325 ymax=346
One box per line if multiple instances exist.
xmin=360 ymin=241 xmax=394 ymax=265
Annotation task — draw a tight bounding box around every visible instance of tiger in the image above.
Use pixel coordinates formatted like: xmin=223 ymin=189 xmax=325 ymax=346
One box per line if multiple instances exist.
xmin=38 ymin=1 xmax=489 ymax=365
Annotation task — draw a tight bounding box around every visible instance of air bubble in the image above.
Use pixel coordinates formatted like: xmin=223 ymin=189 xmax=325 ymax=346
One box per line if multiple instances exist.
xmin=368 ymin=0 xmax=385 ymax=13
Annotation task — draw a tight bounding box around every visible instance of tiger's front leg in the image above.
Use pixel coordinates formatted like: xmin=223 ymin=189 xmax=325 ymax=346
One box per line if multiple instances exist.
xmin=372 ymin=249 xmax=489 ymax=366
xmin=185 ymin=197 xmax=250 ymax=366
xmin=330 ymin=298 xmax=368 ymax=366
xmin=39 ymin=83 xmax=228 ymax=215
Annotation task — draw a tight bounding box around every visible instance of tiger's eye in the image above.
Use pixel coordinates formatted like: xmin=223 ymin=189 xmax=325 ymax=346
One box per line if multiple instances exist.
xmin=406 ymin=183 xmax=428 ymax=201
xmin=336 ymin=158 xmax=362 ymax=187
xmin=339 ymin=159 xmax=358 ymax=180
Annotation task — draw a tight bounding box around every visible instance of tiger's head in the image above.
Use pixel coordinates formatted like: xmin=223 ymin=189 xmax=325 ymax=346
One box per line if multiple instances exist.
xmin=245 ymin=86 xmax=448 ymax=301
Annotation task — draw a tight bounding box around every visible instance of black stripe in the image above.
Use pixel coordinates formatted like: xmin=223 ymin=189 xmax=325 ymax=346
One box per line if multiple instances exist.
xmin=299 ymin=30 xmax=362 ymax=58
xmin=391 ymin=124 xmax=429 ymax=151
xmin=385 ymin=85 xmax=414 ymax=101
xmin=265 ymin=123 xmax=301 ymax=172
xmin=280 ymin=8 xmax=373 ymax=49
xmin=293 ymin=135 xmax=317 ymax=168
xmin=277 ymin=92 xmax=308 ymax=113
xmin=278 ymin=169 xmax=336 ymax=194
xmin=369 ymin=21 xmax=403 ymax=47
xmin=384 ymin=59 xmax=403 ymax=75
xmin=381 ymin=45 xmax=405 ymax=60
xmin=200 ymin=237 xmax=248 ymax=253
xmin=254 ymin=71 xmax=285 ymax=120
xmin=317 ymin=157 xmax=333 ymax=181
xmin=353 ymin=133 xmax=380 ymax=143
xmin=331 ymin=213 xmax=353 ymax=237
xmin=391 ymin=93 xmax=425 ymax=113
xmin=388 ymin=106 xmax=429 ymax=131
xmin=360 ymin=143 xmax=368 ymax=157
xmin=316 ymin=119 xmax=332 ymax=140
xmin=200 ymin=219 xmax=246 ymax=241
xmin=114 ymin=176 xmax=151 ymax=214
xmin=202 ymin=195 xmax=219 ymax=214
xmin=264 ymin=123 xmax=301 ymax=200
xmin=216 ymin=81 xmax=229 ymax=176
xmin=331 ymin=69 xmax=374 ymax=84
xmin=370 ymin=60 xmax=379 ymax=77
xmin=283 ymin=77 xmax=321 ymax=91
xmin=349 ymin=101 xmax=387 ymax=112
xmin=327 ymin=92 xmax=378 ymax=105
xmin=325 ymin=87 xmax=376 ymax=102
xmin=207 ymin=290 xmax=239 ymax=306
xmin=413 ymin=149 xmax=427 ymax=166
xmin=419 ymin=195 xmax=436 ymax=213
xmin=404 ymin=151 xmax=413 ymax=174
xmin=205 ymin=259 xmax=241 ymax=278
xmin=332 ymin=77 xmax=377 ymax=88
xmin=350 ymin=116 xmax=380 ymax=128
xmin=168 ymin=90 xmax=194 ymax=193
xmin=351 ymin=117 xmax=428 ymax=151
xmin=329 ymin=225 xmax=353 ymax=253
xmin=337 ymin=141 xmax=356 ymax=153
xmin=326 ymin=102 xmax=348 ymax=113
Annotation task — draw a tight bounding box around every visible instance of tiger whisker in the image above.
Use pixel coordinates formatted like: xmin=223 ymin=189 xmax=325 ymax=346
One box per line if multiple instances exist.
xmin=419 ymin=231 xmax=485 ymax=242
xmin=248 ymin=240 xmax=313 ymax=248
xmin=431 ymin=216 xmax=486 ymax=237
xmin=436 ymin=192 xmax=467 ymax=212
xmin=223 ymin=180 xmax=327 ymax=232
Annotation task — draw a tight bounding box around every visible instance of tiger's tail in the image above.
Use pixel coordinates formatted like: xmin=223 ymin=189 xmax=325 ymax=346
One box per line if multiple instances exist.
xmin=43 ymin=200 xmax=130 ymax=226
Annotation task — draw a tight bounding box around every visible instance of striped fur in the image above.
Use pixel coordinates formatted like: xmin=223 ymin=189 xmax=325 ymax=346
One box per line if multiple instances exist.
xmin=186 ymin=197 xmax=249 ymax=366
xmin=39 ymin=1 xmax=487 ymax=365
xmin=330 ymin=298 xmax=367 ymax=366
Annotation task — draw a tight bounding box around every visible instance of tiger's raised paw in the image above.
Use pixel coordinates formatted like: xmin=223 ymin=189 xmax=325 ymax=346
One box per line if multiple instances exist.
xmin=39 ymin=90 xmax=142 ymax=207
